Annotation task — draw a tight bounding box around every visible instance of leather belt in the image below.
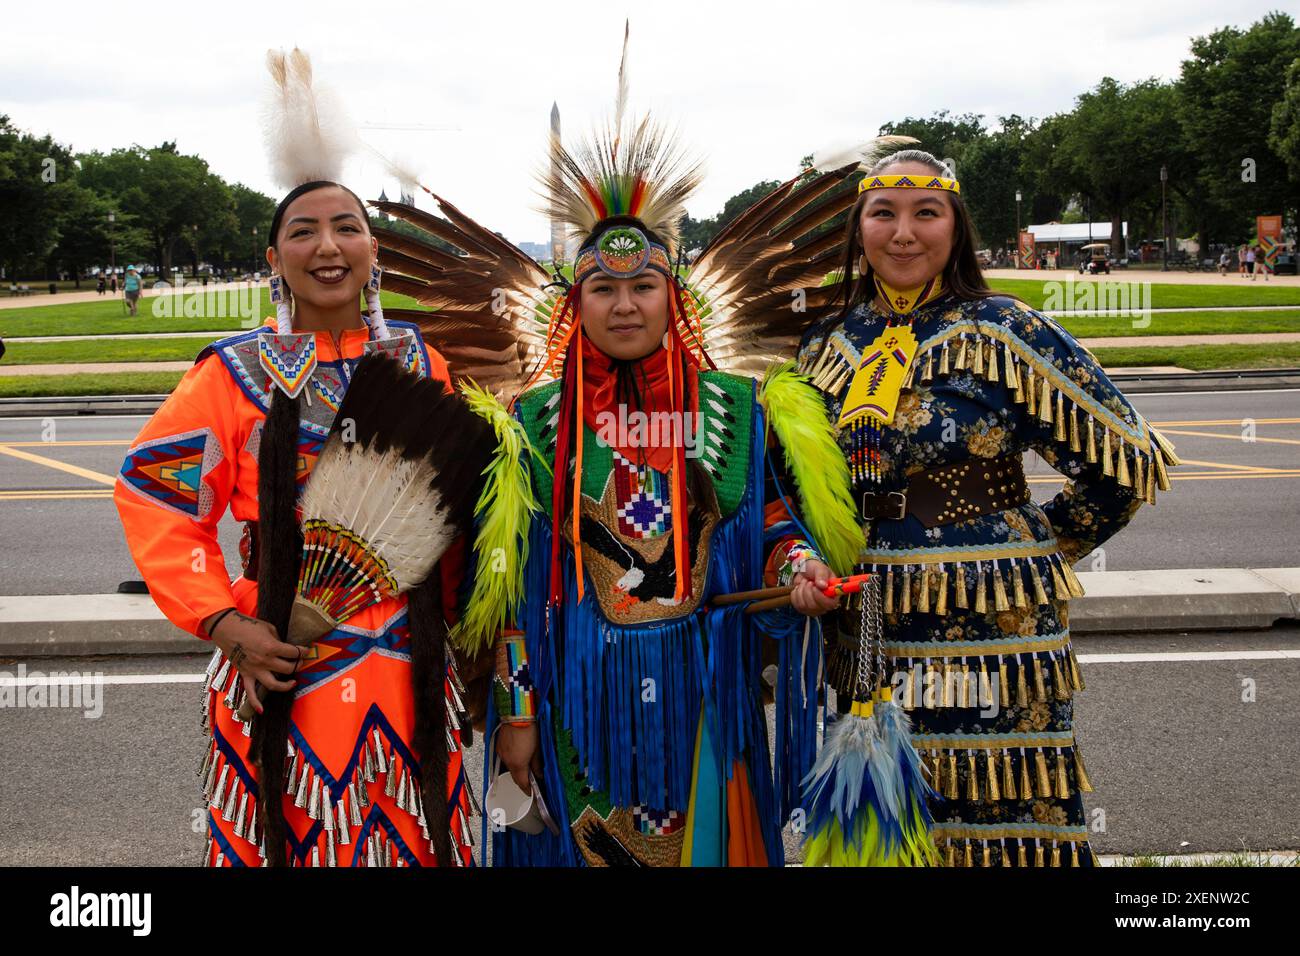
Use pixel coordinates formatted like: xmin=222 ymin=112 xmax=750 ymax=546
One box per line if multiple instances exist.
xmin=859 ymin=454 xmax=1030 ymax=528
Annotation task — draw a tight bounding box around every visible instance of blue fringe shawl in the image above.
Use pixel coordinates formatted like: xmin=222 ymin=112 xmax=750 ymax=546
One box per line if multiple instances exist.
xmin=487 ymin=395 xmax=822 ymax=866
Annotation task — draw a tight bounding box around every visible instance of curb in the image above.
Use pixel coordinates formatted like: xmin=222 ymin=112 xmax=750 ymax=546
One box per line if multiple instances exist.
xmin=2 ymin=569 xmax=1297 ymax=657
xmin=2 ymin=367 xmax=1298 ymax=415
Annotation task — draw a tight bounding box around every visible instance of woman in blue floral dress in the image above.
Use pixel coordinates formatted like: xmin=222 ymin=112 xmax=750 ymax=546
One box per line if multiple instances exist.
xmin=797 ymin=150 xmax=1180 ymax=867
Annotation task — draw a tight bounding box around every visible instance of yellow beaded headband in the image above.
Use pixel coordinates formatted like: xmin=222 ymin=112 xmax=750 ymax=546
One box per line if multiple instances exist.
xmin=859 ymin=173 xmax=961 ymax=195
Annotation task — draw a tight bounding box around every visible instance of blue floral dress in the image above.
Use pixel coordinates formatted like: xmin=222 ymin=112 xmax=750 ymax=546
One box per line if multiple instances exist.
xmin=797 ymin=292 xmax=1179 ymax=867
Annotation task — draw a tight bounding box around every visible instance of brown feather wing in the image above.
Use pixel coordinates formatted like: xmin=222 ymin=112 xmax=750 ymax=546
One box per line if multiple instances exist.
xmin=372 ymin=197 xmax=556 ymax=399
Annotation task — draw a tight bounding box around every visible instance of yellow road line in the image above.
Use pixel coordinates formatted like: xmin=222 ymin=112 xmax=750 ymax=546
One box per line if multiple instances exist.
xmin=0 ymin=445 xmax=116 ymax=485
xmin=0 ymin=491 xmax=114 ymax=500
xmin=0 ymin=439 xmax=129 ymax=447
xmin=1157 ymin=428 xmax=1300 ymax=448
xmin=1173 ymin=458 xmax=1280 ymax=473
xmin=1150 ymin=418 xmax=1300 ymax=427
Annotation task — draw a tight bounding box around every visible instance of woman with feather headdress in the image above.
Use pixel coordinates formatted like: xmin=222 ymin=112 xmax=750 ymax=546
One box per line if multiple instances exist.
xmin=794 ymin=149 xmax=1181 ymax=866
xmin=114 ymin=49 xmax=492 ymax=867
xmin=368 ymin=28 xmax=906 ymax=866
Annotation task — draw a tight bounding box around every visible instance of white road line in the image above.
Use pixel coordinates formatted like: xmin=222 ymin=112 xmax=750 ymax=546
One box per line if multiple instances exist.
xmin=1129 ymin=387 xmax=1300 ymax=398
xmin=0 ymin=673 xmax=205 ymax=687
xmin=1078 ymin=649 xmax=1300 ymax=663
xmin=3 ymin=649 xmax=1299 ymax=686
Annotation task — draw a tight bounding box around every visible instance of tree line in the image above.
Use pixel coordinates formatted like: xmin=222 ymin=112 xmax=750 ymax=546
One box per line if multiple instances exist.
xmin=687 ymin=12 xmax=1300 ymax=259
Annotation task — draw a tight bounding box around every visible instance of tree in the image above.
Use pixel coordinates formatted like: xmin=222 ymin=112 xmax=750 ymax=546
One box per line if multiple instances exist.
xmin=1054 ymin=78 xmax=1185 ymax=256
xmin=0 ymin=115 xmax=68 ymax=278
xmin=78 ymin=143 xmax=236 ymax=278
xmin=1268 ymin=55 xmax=1300 ymax=216
xmin=961 ymin=115 xmax=1037 ymax=249
xmin=1178 ymin=12 xmax=1300 ymax=245
xmin=878 ymin=111 xmax=987 ymax=175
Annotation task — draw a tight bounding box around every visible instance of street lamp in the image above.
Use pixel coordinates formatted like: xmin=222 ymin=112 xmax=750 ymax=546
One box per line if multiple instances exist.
xmin=1015 ymin=190 xmax=1022 ymax=269
xmin=1160 ymin=165 xmax=1168 ymax=272
xmin=107 ymin=212 xmax=116 ymax=276
xmin=252 ymin=226 xmax=259 ymax=274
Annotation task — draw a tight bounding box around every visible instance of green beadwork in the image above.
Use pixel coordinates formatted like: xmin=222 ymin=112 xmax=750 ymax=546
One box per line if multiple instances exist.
xmin=515 ymin=370 xmax=755 ymax=519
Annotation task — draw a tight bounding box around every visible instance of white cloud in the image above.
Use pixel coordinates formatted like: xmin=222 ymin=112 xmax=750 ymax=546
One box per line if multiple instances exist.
xmin=1 ymin=0 xmax=1284 ymax=245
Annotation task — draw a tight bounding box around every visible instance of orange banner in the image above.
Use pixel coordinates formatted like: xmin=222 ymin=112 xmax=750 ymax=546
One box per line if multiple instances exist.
xmin=1019 ymin=231 xmax=1036 ymax=269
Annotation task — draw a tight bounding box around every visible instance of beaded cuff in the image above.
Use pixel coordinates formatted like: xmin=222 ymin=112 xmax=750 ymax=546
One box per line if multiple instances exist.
xmin=493 ymin=633 xmax=537 ymax=723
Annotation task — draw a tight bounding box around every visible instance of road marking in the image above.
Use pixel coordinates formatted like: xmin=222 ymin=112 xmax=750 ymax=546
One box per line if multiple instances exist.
xmin=0 ymin=440 xmax=129 ymax=447
xmin=0 ymin=673 xmax=205 ymax=687
xmin=0 ymin=491 xmax=114 ymax=500
xmin=1150 ymin=418 xmax=1300 ymax=427
xmin=0 ymin=444 xmax=116 ymax=485
xmin=6 ymin=649 xmax=1296 ymax=686
xmin=1079 ymin=650 xmax=1300 ymax=663
xmin=1157 ymin=427 xmax=1300 ymax=447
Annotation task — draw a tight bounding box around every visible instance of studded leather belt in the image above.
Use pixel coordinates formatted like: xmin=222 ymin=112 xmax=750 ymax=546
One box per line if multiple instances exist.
xmin=859 ymin=454 xmax=1031 ymax=527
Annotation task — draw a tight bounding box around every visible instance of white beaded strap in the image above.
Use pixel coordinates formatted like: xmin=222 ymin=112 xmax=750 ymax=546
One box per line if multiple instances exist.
xmin=364 ymin=264 xmax=389 ymax=340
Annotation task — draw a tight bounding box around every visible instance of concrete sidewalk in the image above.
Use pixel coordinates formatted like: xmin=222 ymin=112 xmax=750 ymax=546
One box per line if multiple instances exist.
xmin=2 ymin=567 xmax=1297 ymax=656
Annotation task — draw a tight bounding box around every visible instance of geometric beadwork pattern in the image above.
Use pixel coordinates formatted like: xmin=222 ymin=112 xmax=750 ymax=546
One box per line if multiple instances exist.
xmin=118 ymin=427 xmax=224 ymax=519
xmin=631 ymin=806 xmax=684 ymax=836
xmin=612 ymin=451 xmax=670 ymax=539
xmin=258 ymin=332 xmax=316 ymax=398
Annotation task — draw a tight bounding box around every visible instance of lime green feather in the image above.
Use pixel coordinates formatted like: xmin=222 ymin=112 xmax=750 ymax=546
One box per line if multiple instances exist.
xmin=758 ymin=362 xmax=864 ymax=576
xmin=803 ymin=802 xmax=938 ymax=867
xmin=449 ymin=381 xmax=544 ymax=655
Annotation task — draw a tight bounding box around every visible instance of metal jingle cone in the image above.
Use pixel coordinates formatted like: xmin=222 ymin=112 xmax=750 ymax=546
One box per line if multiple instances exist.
xmin=372 ymin=729 xmax=388 ymax=774
xmin=395 ymin=767 xmax=409 ymax=812
xmin=336 ymin=801 xmax=351 ymax=846
xmin=308 ymin=774 xmax=322 ymax=820
xmin=385 ymin=759 xmax=399 ymax=799
xmin=285 ymin=752 xmax=300 ymax=795
xmin=349 ymin=781 xmax=365 ymax=824
xmin=294 ymin=763 xmax=310 ymax=809
xmin=326 ymin=830 xmax=337 ymax=868
xmin=212 ymin=764 xmax=230 ymax=810
xmin=233 ymin=792 xmax=249 ymax=839
xmin=322 ymin=785 xmax=335 ymax=832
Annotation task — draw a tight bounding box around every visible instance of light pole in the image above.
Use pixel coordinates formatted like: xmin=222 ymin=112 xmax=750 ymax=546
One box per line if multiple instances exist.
xmin=107 ymin=212 xmax=116 ymax=277
xmin=1015 ymin=190 xmax=1022 ymax=269
xmin=1160 ymin=165 xmax=1168 ymax=272
xmin=252 ymin=226 xmax=258 ymax=274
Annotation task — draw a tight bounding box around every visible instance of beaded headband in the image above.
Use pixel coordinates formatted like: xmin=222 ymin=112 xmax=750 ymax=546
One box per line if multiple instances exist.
xmin=573 ymin=223 xmax=674 ymax=285
xmin=859 ymin=173 xmax=961 ymax=195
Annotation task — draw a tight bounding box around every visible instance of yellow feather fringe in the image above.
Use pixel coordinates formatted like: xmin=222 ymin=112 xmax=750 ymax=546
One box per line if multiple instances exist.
xmin=759 ymin=362 xmax=865 ymax=576
xmin=449 ymin=381 xmax=544 ymax=654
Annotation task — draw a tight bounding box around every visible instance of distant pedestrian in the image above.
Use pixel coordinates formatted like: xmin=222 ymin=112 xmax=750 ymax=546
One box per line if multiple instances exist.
xmin=1246 ymin=246 xmax=1257 ymax=281
xmin=123 ymin=265 xmax=142 ymax=315
xmin=96 ymin=274 xmax=106 ymax=295
xmin=110 ymin=273 xmax=118 ymax=294
xmin=1254 ymin=247 xmax=1270 ymax=282
xmin=1238 ymin=245 xmax=1248 ymax=276
xmin=1218 ymin=250 xmax=1230 ymax=275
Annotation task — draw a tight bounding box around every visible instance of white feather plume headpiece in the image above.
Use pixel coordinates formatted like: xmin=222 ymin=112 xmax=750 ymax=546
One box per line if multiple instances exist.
xmin=538 ymin=21 xmax=703 ymax=254
xmin=261 ymin=47 xmax=358 ymax=191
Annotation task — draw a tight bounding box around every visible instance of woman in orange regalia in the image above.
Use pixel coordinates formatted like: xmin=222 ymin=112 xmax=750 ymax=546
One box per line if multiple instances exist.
xmin=114 ymin=49 xmax=476 ymax=867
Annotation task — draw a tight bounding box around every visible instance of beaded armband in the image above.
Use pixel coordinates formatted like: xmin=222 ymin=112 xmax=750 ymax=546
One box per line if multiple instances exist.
xmin=493 ymin=631 xmax=537 ymax=723
xmin=768 ymin=538 xmax=826 ymax=588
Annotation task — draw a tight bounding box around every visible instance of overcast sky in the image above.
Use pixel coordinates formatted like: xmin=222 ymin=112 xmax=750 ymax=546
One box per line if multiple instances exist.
xmin=1 ymin=0 xmax=1285 ymax=244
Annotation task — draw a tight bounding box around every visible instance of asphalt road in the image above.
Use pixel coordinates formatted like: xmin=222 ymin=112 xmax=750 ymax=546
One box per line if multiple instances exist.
xmin=1 ymin=625 xmax=1296 ymax=865
xmin=0 ymin=388 xmax=1296 ymax=596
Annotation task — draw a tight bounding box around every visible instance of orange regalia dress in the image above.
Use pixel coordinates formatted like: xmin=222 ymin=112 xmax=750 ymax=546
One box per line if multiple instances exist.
xmin=114 ymin=318 xmax=475 ymax=867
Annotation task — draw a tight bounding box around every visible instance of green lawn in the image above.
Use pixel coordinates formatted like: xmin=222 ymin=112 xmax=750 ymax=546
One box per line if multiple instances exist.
xmin=0 ymin=289 xmax=421 ymax=338
xmin=1057 ymin=308 xmax=1300 ymax=338
xmin=988 ymin=277 xmax=1300 ymax=311
xmin=2 ymin=336 xmax=221 ymax=365
xmin=0 ymin=371 xmax=186 ymax=398
xmin=1092 ymin=342 xmax=1300 ymax=370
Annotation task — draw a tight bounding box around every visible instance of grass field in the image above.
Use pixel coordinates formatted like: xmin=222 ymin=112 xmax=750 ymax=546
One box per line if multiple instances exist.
xmin=1091 ymin=342 xmax=1300 ymax=370
xmin=0 ymin=371 xmax=186 ymax=398
xmin=0 ymin=289 xmax=420 ymax=338
xmin=987 ymin=277 xmax=1300 ymax=311
xmin=1054 ymin=308 xmax=1300 ymax=338
xmin=2 ymin=337 xmax=221 ymax=365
